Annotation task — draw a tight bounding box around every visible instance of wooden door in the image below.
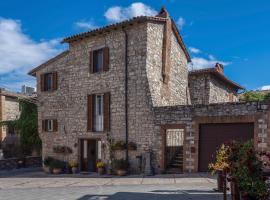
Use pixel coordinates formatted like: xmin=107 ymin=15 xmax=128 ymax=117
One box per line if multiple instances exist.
xmin=199 ymin=123 xmax=254 ymax=172
xmin=80 ymin=139 xmax=97 ymax=172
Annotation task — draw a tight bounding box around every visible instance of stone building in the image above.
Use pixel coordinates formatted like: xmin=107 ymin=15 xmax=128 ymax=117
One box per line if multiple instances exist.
xmin=189 ymin=63 xmax=243 ymax=105
xmin=0 ymin=89 xmax=23 ymax=148
xmin=29 ymin=8 xmax=269 ymax=174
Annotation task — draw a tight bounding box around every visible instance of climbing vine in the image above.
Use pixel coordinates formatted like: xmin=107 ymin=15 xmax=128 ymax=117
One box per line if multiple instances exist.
xmin=0 ymin=100 xmax=41 ymax=155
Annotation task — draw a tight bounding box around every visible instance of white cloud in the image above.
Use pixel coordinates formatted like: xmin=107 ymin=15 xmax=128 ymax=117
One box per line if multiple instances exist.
xmin=104 ymin=2 xmax=157 ymax=23
xmin=189 ymin=57 xmax=231 ymax=70
xmin=208 ymin=54 xmax=216 ymax=61
xmin=176 ymin=17 xmax=185 ymax=30
xmin=75 ymin=20 xmax=98 ymax=30
xmin=260 ymin=85 xmax=270 ymax=91
xmin=189 ymin=47 xmax=201 ymax=54
xmin=0 ymin=17 xmax=63 ymax=91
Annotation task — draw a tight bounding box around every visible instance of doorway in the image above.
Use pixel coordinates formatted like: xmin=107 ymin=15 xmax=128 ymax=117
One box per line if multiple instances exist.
xmin=80 ymin=139 xmax=101 ymax=172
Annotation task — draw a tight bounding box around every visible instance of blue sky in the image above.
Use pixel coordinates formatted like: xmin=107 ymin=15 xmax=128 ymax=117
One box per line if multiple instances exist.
xmin=0 ymin=0 xmax=269 ymax=91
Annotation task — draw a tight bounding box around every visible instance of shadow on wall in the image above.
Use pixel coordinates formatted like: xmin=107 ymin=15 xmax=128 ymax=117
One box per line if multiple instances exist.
xmin=77 ymin=190 xmax=227 ymax=200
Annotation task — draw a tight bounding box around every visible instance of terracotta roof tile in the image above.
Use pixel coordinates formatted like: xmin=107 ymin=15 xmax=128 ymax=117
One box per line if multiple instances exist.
xmin=189 ymin=67 xmax=244 ymax=90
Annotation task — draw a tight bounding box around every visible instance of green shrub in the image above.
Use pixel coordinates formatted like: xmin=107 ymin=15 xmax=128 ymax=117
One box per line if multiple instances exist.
xmin=50 ymin=159 xmax=66 ymax=169
xmin=228 ymin=140 xmax=269 ymax=199
xmin=43 ymin=156 xmax=54 ymax=167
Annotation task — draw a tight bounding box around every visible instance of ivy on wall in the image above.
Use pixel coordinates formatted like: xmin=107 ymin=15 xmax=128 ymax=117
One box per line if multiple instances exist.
xmin=0 ymin=100 xmax=41 ymax=156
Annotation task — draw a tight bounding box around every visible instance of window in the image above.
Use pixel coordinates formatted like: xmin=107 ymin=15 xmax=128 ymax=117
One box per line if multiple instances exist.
xmin=90 ymin=47 xmax=109 ymax=73
xmin=94 ymin=94 xmax=104 ymax=131
xmin=44 ymin=73 xmax=53 ymax=91
xmin=93 ymin=49 xmax=103 ymax=73
xmin=87 ymin=93 xmax=110 ymax=132
xmin=40 ymin=72 xmax=57 ymax=92
xmin=43 ymin=119 xmax=58 ymax=132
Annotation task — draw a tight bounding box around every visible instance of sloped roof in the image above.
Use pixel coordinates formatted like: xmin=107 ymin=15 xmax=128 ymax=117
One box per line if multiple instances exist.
xmin=189 ymin=67 xmax=244 ymax=90
xmin=61 ymin=9 xmax=191 ymax=62
xmin=28 ymin=50 xmax=69 ymax=76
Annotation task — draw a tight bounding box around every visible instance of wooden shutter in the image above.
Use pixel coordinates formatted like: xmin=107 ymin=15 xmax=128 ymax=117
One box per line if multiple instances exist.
xmin=87 ymin=94 xmax=94 ymax=131
xmin=53 ymin=119 xmax=58 ymax=132
xmin=40 ymin=74 xmax=45 ymax=92
xmin=103 ymin=47 xmax=109 ymax=72
xmin=52 ymin=72 xmax=58 ymax=91
xmin=103 ymin=92 xmax=110 ymax=132
xmin=89 ymin=51 xmax=94 ymax=73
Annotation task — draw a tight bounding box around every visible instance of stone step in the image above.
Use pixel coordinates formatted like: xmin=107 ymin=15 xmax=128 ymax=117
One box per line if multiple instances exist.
xmin=172 ymin=160 xmax=183 ymax=164
xmin=170 ymin=163 xmax=183 ymax=167
xmin=166 ymin=168 xmax=183 ymax=174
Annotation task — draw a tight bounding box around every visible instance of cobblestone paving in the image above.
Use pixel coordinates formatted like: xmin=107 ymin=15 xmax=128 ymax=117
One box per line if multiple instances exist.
xmin=0 ymin=172 xmax=229 ymax=200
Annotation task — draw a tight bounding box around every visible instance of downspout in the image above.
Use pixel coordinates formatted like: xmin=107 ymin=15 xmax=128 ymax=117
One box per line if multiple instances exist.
xmin=123 ymin=29 xmax=129 ymax=163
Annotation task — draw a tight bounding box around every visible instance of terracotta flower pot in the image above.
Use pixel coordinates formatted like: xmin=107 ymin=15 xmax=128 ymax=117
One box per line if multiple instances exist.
xmin=52 ymin=168 xmax=62 ymax=174
xmin=116 ymin=169 xmax=127 ymax=176
xmin=98 ymin=167 xmax=104 ymax=175
xmin=43 ymin=166 xmax=51 ymax=174
xmin=217 ymin=170 xmax=224 ymax=192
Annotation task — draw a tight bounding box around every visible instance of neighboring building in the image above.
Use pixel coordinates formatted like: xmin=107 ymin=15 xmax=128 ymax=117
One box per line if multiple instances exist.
xmin=29 ymin=8 xmax=270 ymax=174
xmin=21 ymin=85 xmax=35 ymax=96
xmin=189 ymin=63 xmax=243 ymax=105
xmin=0 ymin=89 xmax=22 ymax=146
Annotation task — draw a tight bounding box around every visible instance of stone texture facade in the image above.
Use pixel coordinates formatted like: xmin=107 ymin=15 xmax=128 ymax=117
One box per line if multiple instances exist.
xmin=154 ymin=101 xmax=270 ymax=172
xmin=29 ymin=8 xmax=269 ymax=174
xmin=0 ymin=89 xmax=21 ymax=142
xmin=32 ymin=15 xmax=190 ymax=172
xmin=189 ymin=64 xmax=240 ymax=105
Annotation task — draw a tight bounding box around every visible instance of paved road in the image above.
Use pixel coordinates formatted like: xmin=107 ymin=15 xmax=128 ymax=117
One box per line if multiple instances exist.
xmin=0 ymin=172 xmax=228 ymax=200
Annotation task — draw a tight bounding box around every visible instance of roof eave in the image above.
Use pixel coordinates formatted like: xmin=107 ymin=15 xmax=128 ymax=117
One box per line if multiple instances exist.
xmin=28 ymin=50 xmax=69 ymax=77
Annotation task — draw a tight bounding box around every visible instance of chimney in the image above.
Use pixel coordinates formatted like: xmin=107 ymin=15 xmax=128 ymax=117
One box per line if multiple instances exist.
xmin=215 ymin=63 xmax=224 ymax=74
xmin=156 ymin=6 xmax=169 ymax=18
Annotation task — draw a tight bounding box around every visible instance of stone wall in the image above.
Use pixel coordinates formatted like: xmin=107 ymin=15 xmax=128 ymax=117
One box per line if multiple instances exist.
xmin=146 ymin=22 xmax=189 ymax=107
xmin=0 ymin=95 xmax=20 ymax=141
xmin=189 ymin=74 xmax=209 ymax=105
xmin=36 ymin=19 xmax=189 ymax=174
xmin=189 ymin=73 xmax=238 ymax=105
xmin=209 ymin=75 xmax=238 ymax=103
xmin=154 ymin=101 xmax=270 ymax=172
xmin=0 ymin=156 xmax=42 ymax=171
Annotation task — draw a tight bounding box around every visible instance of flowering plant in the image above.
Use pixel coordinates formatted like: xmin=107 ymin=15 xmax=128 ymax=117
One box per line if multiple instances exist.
xmin=69 ymin=160 xmax=78 ymax=168
xmin=96 ymin=162 xmax=105 ymax=168
xmin=208 ymin=144 xmax=230 ymax=175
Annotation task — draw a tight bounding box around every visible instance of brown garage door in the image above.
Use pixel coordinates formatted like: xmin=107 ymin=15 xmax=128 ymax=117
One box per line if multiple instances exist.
xmin=199 ymin=123 xmax=254 ymax=172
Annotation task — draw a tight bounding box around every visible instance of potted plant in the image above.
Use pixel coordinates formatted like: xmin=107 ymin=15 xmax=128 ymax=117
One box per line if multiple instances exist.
xmin=111 ymin=141 xmax=126 ymax=151
xmin=228 ymin=140 xmax=269 ymax=200
xmin=69 ymin=160 xmax=78 ymax=174
xmin=43 ymin=156 xmax=54 ymax=173
xmin=96 ymin=161 xmax=105 ymax=175
xmin=112 ymin=159 xmax=128 ymax=176
xmin=53 ymin=145 xmax=72 ymax=154
xmin=50 ymin=159 xmax=65 ymax=174
xmin=208 ymin=144 xmax=230 ymax=192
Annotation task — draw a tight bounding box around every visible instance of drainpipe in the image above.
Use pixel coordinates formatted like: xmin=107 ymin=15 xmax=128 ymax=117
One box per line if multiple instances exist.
xmin=123 ymin=29 xmax=129 ymax=163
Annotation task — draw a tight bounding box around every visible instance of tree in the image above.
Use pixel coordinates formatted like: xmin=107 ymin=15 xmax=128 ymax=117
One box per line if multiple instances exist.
xmin=241 ymin=91 xmax=270 ymax=102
